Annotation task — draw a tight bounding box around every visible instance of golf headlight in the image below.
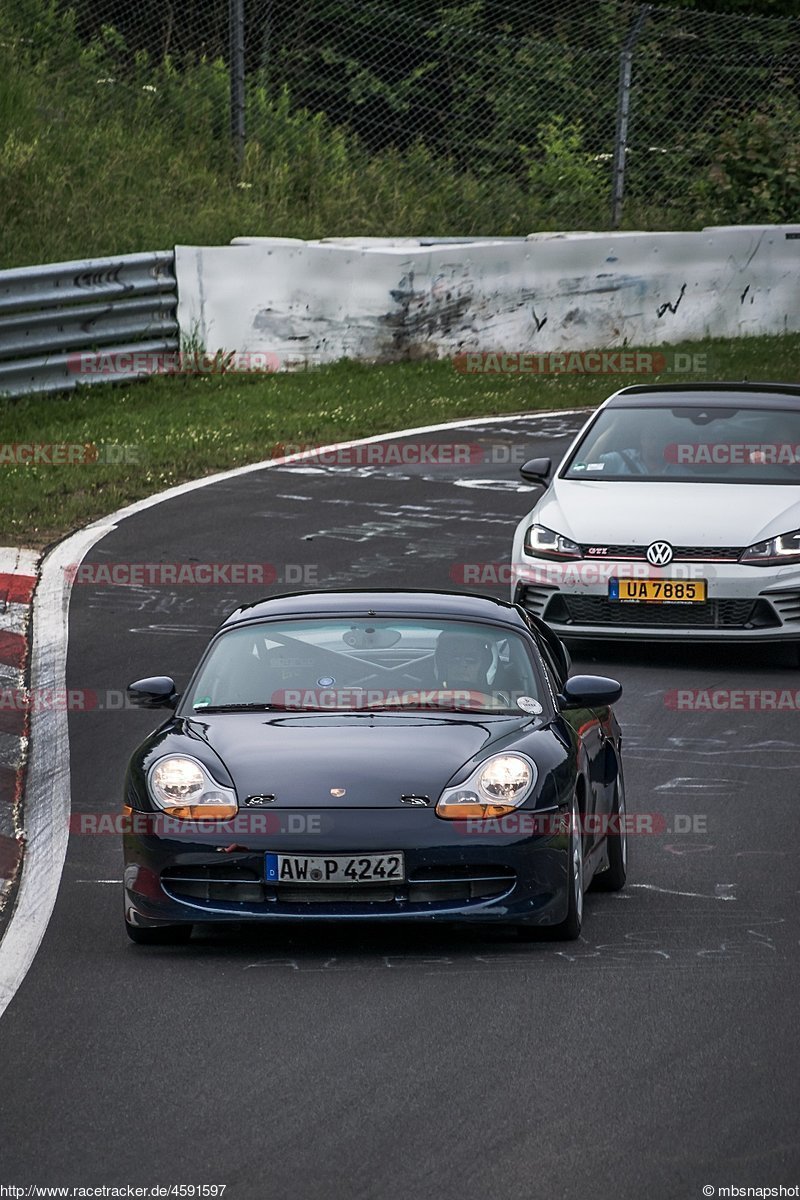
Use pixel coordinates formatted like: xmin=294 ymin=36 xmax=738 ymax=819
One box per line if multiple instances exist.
xmin=436 ymin=753 xmax=537 ymax=819
xmin=740 ymin=530 xmax=800 ymax=567
xmin=148 ymin=755 xmax=238 ymax=820
xmin=524 ymin=524 xmax=581 ymax=561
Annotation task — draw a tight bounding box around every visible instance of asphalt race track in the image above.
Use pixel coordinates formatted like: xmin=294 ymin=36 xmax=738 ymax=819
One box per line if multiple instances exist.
xmin=0 ymin=412 xmax=798 ymax=1198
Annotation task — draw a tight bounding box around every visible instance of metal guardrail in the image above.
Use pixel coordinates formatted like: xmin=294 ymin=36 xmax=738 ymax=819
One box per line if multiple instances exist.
xmin=0 ymin=251 xmax=179 ymax=398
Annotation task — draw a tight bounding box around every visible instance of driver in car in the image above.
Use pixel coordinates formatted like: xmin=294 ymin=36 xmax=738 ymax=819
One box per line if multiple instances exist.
xmin=596 ymin=421 xmax=675 ymax=475
xmin=433 ymin=631 xmax=494 ymax=692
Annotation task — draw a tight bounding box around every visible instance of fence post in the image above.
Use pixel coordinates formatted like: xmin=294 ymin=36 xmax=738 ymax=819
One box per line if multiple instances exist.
xmin=229 ymin=0 xmax=246 ymax=171
xmin=611 ymin=4 xmax=651 ymax=229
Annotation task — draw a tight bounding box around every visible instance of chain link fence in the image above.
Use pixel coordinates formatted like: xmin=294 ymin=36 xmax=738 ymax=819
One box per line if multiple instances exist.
xmin=1 ymin=0 xmax=798 ymax=265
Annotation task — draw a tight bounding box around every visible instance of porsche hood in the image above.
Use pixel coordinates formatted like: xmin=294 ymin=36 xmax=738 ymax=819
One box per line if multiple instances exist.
xmin=184 ymin=712 xmax=533 ymax=807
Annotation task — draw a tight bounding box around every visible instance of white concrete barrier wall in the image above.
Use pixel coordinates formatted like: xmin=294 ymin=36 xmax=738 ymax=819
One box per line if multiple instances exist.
xmin=175 ymin=226 xmax=800 ymax=367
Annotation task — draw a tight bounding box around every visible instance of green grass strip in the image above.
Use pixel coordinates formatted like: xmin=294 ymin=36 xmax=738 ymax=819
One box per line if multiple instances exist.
xmin=0 ymin=334 xmax=797 ymax=549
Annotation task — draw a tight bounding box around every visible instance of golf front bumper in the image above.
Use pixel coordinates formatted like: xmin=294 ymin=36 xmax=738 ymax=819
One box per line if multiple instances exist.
xmin=511 ymin=557 xmax=800 ymax=642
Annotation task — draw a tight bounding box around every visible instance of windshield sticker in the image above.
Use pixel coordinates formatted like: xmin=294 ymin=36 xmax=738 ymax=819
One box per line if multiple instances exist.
xmin=193 ymin=696 xmax=212 ymax=709
xmin=572 ymin=462 xmax=587 ymax=471
xmin=517 ymin=696 xmax=543 ymax=715
xmin=585 ymin=462 xmax=605 ymax=471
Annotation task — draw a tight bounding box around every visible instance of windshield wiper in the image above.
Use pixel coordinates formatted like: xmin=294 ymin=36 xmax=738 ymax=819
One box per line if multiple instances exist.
xmin=194 ymin=701 xmax=513 ymax=715
xmin=194 ymin=703 xmax=277 ymax=712
xmin=350 ymin=701 xmax=504 ymax=713
xmin=221 ymin=703 xmax=495 ymax=714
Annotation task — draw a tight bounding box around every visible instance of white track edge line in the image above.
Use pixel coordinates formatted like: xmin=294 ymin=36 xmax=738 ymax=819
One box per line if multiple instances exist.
xmin=0 ymin=529 xmax=101 ymax=1016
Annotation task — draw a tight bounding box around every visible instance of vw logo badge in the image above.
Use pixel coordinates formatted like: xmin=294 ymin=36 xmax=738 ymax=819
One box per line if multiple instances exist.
xmin=646 ymin=541 xmax=674 ymax=566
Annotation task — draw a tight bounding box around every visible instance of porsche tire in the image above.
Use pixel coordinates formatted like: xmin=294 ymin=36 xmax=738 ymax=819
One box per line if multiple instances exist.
xmin=592 ymin=778 xmax=627 ymax=893
xmin=518 ymin=792 xmax=584 ymax=942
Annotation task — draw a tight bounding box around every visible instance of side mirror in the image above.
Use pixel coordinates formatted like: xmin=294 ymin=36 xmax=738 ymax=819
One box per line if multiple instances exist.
xmin=519 ymin=457 xmax=551 ymax=484
xmin=558 ymin=675 xmax=622 ymax=710
xmin=127 ymin=676 xmax=180 ymax=709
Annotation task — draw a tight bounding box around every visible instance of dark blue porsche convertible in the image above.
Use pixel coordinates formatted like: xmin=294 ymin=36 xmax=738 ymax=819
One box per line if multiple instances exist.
xmin=122 ymin=590 xmax=626 ymax=943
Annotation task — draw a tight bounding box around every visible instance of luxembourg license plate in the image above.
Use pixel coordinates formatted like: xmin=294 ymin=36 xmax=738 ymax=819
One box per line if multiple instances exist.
xmin=265 ymin=852 xmax=405 ymax=884
xmin=609 ymin=579 xmax=708 ymax=603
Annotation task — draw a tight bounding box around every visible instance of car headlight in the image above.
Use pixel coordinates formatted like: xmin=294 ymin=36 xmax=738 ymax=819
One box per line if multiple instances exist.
xmin=524 ymin=524 xmax=581 ymax=561
xmin=436 ymin=753 xmax=537 ymax=819
xmin=740 ymin=530 xmax=800 ymax=567
xmin=147 ymin=755 xmax=238 ymax=820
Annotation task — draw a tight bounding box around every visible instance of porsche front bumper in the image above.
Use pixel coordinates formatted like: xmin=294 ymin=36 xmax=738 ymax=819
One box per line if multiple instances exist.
xmin=122 ymin=805 xmax=573 ymax=929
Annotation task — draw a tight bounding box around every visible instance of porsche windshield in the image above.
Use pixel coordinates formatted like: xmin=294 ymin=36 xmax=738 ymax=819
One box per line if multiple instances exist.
xmin=184 ymin=617 xmax=545 ymax=714
xmin=564 ymin=404 xmax=800 ymax=483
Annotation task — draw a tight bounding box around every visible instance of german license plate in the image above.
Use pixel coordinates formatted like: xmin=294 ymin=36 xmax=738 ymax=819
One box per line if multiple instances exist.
xmin=265 ymin=852 xmax=405 ymax=884
xmin=609 ymin=579 xmax=707 ymax=603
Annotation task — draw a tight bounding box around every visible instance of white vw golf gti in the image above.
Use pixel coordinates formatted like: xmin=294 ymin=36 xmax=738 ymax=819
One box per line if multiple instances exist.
xmin=510 ymin=382 xmax=800 ymax=653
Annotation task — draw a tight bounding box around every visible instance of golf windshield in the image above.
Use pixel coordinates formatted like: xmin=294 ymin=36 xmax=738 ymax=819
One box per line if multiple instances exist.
xmin=564 ymin=404 xmax=800 ymax=483
xmin=183 ymin=617 xmax=546 ymax=714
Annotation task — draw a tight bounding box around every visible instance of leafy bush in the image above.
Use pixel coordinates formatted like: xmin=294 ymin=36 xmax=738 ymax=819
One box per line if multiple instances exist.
xmin=1 ymin=0 xmax=798 ymax=266
xmin=687 ymin=92 xmax=800 ymax=224
xmin=522 ymin=117 xmax=609 ymax=228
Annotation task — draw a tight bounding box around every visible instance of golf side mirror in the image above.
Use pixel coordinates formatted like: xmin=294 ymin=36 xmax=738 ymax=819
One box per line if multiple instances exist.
xmin=519 ymin=457 xmax=552 ymax=483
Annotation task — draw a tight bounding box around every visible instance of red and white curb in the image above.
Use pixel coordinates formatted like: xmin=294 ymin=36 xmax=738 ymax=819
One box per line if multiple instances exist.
xmin=0 ymin=548 xmax=39 ymax=909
